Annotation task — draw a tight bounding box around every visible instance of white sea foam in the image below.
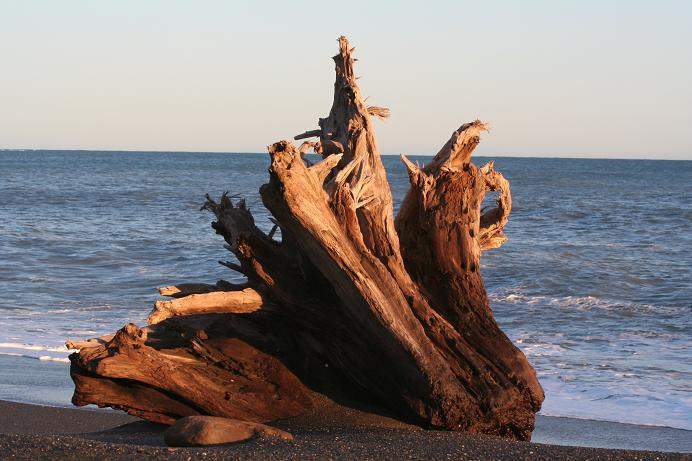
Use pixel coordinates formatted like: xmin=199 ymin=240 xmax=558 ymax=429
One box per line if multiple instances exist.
xmin=486 ymin=286 xmax=691 ymax=430
xmin=538 ymin=376 xmax=692 ymax=430
xmin=519 ymin=343 xmax=569 ymax=357
xmin=489 ymin=290 xmax=671 ymax=314
xmin=0 ymin=342 xmax=74 ymax=365
xmin=0 ymin=352 xmax=70 ymax=364
xmin=38 ymin=355 xmax=70 ymax=363
xmin=0 ymin=342 xmax=68 ymax=353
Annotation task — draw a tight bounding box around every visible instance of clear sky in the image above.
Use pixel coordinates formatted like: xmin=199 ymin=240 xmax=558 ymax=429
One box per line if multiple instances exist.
xmin=1 ymin=1 xmax=690 ymax=159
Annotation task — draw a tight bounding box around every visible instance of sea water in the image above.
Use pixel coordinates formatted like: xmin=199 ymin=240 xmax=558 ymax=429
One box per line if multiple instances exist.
xmin=0 ymin=150 xmax=690 ymax=430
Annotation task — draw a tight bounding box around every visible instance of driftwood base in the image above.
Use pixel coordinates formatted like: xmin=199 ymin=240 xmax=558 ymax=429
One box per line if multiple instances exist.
xmin=68 ymin=36 xmax=543 ymax=441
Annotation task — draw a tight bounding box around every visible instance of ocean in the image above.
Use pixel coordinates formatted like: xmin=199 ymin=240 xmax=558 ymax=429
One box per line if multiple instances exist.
xmin=0 ymin=150 xmax=690 ymax=430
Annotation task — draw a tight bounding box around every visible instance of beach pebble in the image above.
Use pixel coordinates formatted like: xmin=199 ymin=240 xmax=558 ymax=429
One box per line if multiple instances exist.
xmin=164 ymin=416 xmax=293 ymax=447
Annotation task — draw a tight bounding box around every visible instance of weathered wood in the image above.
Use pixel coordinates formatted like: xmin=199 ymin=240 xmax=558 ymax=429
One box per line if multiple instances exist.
xmin=66 ymin=333 xmax=115 ymax=351
xmin=294 ymin=129 xmax=322 ymax=140
xmin=70 ymin=319 xmax=314 ymax=424
xmin=68 ymin=36 xmax=543 ymax=441
xmin=366 ymin=106 xmax=391 ymax=120
xmin=148 ymin=288 xmax=264 ymax=324
xmin=479 ymin=160 xmax=512 ymax=251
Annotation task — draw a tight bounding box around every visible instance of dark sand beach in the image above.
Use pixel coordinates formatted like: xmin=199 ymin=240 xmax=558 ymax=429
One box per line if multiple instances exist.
xmin=1 ymin=399 xmax=689 ymax=460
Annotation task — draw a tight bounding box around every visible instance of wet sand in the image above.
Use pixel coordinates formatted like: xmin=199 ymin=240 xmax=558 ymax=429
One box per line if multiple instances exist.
xmin=0 ymin=399 xmax=689 ymax=460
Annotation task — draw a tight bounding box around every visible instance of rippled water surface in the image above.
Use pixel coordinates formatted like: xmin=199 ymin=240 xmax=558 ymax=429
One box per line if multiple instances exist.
xmin=0 ymin=151 xmax=690 ymax=429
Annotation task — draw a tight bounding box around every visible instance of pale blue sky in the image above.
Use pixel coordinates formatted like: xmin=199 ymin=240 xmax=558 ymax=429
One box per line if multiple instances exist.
xmin=1 ymin=1 xmax=690 ymax=159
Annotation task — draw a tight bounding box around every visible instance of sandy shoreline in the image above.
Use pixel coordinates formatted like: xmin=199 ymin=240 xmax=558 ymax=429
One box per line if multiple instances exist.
xmin=0 ymin=400 xmax=689 ymax=460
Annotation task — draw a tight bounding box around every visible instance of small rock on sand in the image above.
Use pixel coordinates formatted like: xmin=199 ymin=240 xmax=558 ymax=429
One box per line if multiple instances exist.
xmin=164 ymin=416 xmax=293 ymax=447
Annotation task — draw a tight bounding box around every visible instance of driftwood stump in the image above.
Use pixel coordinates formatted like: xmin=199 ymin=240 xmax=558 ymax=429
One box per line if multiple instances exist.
xmin=68 ymin=36 xmax=543 ymax=440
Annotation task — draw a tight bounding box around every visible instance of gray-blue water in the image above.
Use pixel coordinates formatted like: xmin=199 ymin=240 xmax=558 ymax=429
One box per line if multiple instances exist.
xmin=0 ymin=150 xmax=690 ymax=430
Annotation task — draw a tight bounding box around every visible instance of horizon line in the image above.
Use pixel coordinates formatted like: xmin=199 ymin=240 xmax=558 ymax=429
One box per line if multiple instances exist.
xmin=1 ymin=148 xmax=689 ymax=162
